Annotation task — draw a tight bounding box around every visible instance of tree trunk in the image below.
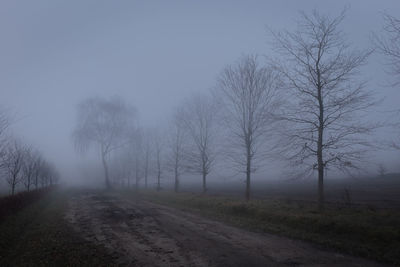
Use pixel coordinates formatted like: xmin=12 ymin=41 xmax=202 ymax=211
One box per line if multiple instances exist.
xmin=157 ymin=171 xmax=161 ymax=191
xmin=317 ymin=151 xmax=324 ymax=212
xmin=246 ymin=152 xmax=251 ymax=201
xmin=174 ymin=168 xmax=179 ymax=193
xmin=156 ymin=157 xmax=161 ymax=191
xmin=101 ymin=152 xmax=111 ymax=189
xmin=11 ymin=180 xmax=15 ymax=195
xmin=144 ymin=166 xmax=148 ymax=189
xmin=135 ymin=168 xmax=139 ymax=192
xmin=317 ymin=75 xmax=324 ymax=212
xmin=317 ymin=122 xmax=324 ymax=212
xmin=202 ymin=172 xmax=207 ymax=194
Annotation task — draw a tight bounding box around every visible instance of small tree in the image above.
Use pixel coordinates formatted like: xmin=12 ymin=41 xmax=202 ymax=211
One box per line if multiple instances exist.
xmin=142 ymin=130 xmax=152 ymax=189
xmin=0 ymin=109 xmax=11 ymax=168
xmin=132 ymin=129 xmax=143 ymax=191
xmin=32 ymin=153 xmax=43 ymax=189
xmin=167 ymin=108 xmax=187 ymax=193
xmin=152 ymin=130 xmax=164 ymax=191
xmin=22 ymin=147 xmax=36 ymax=191
xmin=181 ymin=93 xmax=218 ymax=193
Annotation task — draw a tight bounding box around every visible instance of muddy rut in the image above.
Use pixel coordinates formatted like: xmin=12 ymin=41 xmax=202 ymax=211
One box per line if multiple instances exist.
xmin=65 ymin=192 xmax=383 ymax=267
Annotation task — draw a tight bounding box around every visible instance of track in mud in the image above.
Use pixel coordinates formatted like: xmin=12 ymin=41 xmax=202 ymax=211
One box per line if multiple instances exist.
xmin=65 ymin=192 xmax=383 ymax=267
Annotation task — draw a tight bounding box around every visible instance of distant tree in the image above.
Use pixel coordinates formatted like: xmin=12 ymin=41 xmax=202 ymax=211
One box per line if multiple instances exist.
xmin=378 ymin=163 xmax=387 ymax=178
xmin=47 ymin=162 xmax=60 ymax=185
xmin=216 ymin=55 xmax=281 ymax=201
xmin=152 ymin=130 xmax=164 ymax=191
xmin=39 ymin=161 xmax=59 ymax=187
xmin=142 ymin=130 xmax=152 ymax=189
xmin=32 ymin=153 xmax=43 ymax=189
xmin=167 ymin=108 xmax=187 ymax=193
xmin=181 ymin=93 xmax=218 ymax=193
xmin=132 ymin=129 xmax=143 ymax=191
xmin=110 ymin=148 xmax=132 ymax=187
xmin=2 ymin=141 xmax=25 ymax=195
xmin=73 ymin=96 xmax=136 ymax=188
xmin=22 ymin=146 xmax=36 ymax=191
xmin=0 ymin=109 xmax=11 ymax=167
xmin=271 ymin=10 xmax=376 ymax=211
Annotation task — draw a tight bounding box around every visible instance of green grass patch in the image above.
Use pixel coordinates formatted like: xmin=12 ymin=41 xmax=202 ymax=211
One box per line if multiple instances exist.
xmin=0 ymin=189 xmax=115 ymax=266
xmin=132 ymin=190 xmax=400 ymax=265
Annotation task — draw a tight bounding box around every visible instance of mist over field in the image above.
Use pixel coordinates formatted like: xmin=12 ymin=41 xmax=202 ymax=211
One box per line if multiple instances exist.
xmin=1 ymin=1 xmax=400 ymax=266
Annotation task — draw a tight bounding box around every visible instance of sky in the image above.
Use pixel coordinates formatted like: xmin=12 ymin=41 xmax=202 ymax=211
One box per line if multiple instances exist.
xmin=1 ymin=0 xmax=399 ymax=184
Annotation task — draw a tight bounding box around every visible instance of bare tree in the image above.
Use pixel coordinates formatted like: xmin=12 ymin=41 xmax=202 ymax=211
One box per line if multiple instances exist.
xmin=181 ymin=94 xmax=218 ymax=193
xmin=73 ymin=96 xmax=136 ymax=188
xmin=143 ymin=130 xmax=152 ymax=189
xmin=133 ymin=129 xmax=143 ymax=191
xmin=167 ymin=108 xmax=187 ymax=193
xmin=378 ymin=163 xmax=387 ymax=178
xmin=373 ymin=13 xmax=400 ymax=86
xmin=110 ymin=148 xmax=132 ymax=187
xmin=2 ymin=141 xmax=25 ymax=195
xmin=0 ymin=109 xmax=11 ymax=167
xmin=32 ymin=152 xmax=43 ymax=189
xmin=216 ymin=55 xmax=281 ymax=201
xmin=271 ymin=10 xmax=375 ymax=211
xmin=22 ymin=146 xmax=36 ymax=191
xmin=39 ymin=160 xmax=59 ymax=187
xmin=152 ymin=130 xmax=164 ymax=191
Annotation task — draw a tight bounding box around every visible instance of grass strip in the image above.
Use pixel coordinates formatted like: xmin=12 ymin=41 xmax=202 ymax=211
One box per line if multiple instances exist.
xmin=0 ymin=189 xmax=115 ymax=266
xmin=133 ymin=190 xmax=400 ymax=265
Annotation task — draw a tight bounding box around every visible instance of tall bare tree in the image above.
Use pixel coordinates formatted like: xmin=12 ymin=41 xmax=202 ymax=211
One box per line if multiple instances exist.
xmin=216 ymin=55 xmax=281 ymax=201
xmin=73 ymin=96 xmax=136 ymax=188
xmin=181 ymin=93 xmax=218 ymax=193
xmin=271 ymin=10 xmax=375 ymax=211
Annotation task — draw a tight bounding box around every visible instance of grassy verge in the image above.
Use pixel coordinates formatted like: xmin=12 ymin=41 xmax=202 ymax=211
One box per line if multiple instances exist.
xmin=134 ymin=190 xmax=400 ymax=265
xmin=0 ymin=189 xmax=115 ymax=266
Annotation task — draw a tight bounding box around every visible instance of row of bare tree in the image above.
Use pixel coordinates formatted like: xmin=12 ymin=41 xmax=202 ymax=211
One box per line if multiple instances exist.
xmin=0 ymin=111 xmax=59 ymax=195
xmin=73 ymin=9 xmax=400 ymax=211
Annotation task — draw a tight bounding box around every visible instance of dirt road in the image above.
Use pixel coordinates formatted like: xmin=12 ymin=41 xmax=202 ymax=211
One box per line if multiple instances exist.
xmin=65 ymin=192 xmax=383 ymax=267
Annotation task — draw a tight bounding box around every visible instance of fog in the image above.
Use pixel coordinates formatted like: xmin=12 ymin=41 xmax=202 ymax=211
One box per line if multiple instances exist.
xmin=1 ymin=0 xmax=399 ymax=190
xmin=2 ymin=2 xmax=400 ymax=266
